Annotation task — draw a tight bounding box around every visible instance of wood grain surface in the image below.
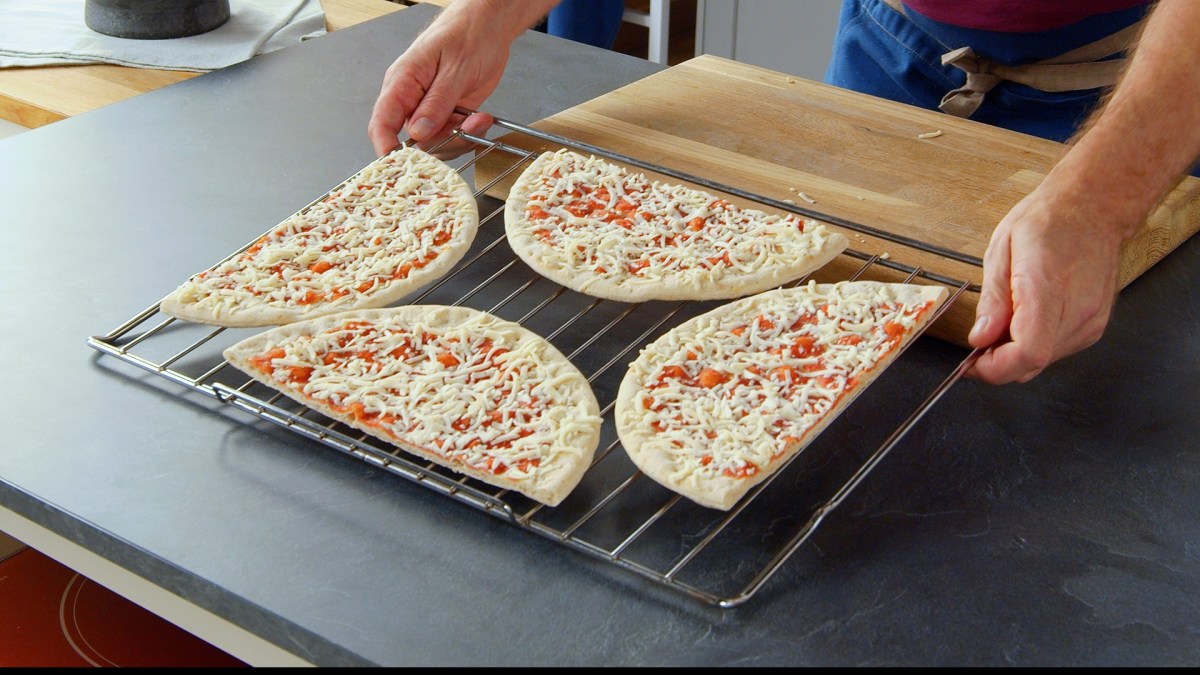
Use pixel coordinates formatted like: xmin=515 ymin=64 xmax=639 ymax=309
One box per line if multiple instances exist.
xmin=476 ymin=55 xmax=1200 ymax=346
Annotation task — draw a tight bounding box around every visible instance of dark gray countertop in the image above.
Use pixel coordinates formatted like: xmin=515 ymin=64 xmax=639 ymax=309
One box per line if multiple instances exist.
xmin=2 ymin=3 xmax=1199 ymax=667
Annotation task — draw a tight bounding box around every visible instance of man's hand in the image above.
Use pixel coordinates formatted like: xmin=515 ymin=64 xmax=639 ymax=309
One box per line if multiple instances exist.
xmin=368 ymin=0 xmax=560 ymax=158
xmin=967 ymin=184 xmax=1125 ymax=384
xmin=966 ymin=0 xmax=1200 ymax=384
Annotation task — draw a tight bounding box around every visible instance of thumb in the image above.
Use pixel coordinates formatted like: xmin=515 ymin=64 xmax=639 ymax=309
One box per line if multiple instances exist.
xmin=970 ymin=232 xmax=1014 ymax=349
xmin=406 ymin=78 xmax=461 ymax=142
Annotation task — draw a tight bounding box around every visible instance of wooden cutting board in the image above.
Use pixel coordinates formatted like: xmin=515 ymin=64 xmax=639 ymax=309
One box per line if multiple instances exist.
xmin=475 ymin=54 xmax=1200 ymax=346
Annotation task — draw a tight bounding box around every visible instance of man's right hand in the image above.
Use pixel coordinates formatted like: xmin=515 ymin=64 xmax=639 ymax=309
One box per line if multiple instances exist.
xmin=368 ymin=0 xmax=561 ymax=159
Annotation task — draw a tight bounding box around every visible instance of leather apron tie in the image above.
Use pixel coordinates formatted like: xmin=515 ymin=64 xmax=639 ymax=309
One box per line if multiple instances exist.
xmin=878 ymin=0 xmax=1144 ymax=118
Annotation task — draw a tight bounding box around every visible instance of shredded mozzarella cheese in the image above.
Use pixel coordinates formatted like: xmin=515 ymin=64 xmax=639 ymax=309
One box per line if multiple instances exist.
xmin=521 ymin=149 xmax=839 ymax=288
xmin=174 ymin=148 xmax=473 ymax=315
xmin=627 ymin=281 xmax=938 ymax=489
xmin=249 ymin=312 xmax=600 ymax=482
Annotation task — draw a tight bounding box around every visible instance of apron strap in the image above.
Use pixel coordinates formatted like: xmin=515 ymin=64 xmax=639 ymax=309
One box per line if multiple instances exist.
xmin=877 ymin=0 xmax=1145 ymax=118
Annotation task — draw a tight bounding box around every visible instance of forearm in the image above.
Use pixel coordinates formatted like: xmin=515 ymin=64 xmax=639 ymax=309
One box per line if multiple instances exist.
xmin=438 ymin=0 xmax=562 ymax=42
xmin=1045 ymin=0 xmax=1200 ymax=240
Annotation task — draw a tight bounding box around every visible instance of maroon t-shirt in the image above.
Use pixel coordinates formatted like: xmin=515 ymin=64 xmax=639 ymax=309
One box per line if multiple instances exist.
xmin=902 ymin=0 xmax=1148 ymax=32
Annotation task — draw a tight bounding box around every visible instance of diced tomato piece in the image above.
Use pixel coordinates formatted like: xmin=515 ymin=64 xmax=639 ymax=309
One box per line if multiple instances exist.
xmin=565 ymin=203 xmax=591 ymax=217
xmin=757 ymin=316 xmax=775 ymax=331
xmin=249 ymin=347 xmax=286 ymax=374
xmin=698 ymin=368 xmax=730 ymax=388
xmin=768 ymin=366 xmax=795 ymax=382
xmin=790 ymin=313 xmax=818 ymax=330
xmin=700 ymin=455 xmax=714 ymax=466
xmin=437 ymin=352 xmax=460 ymax=368
xmin=724 ymin=462 xmax=759 ymax=479
xmin=527 ymin=205 xmax=551 ymax=220
xmin=731 ymin=325 xmax=747 ymax=336
xmin=627 ymin=259 xmax=651 ymax=274
xmin=642 ymin=396 xmax=664 ymax=412
xmin=286 ymin=366 xmax=313 ymax=383
xmin=660 ymin=365 xmax=688 ymax=381
xmin=791 ymin=336 xmax=819 ymax=358
xmin=688 ymin=217 xmax=705 ymax=231
xmin=707 ymin=251 xmax=731 ymax=267
xmin=348 ymin=402 xmax=378 ymax=425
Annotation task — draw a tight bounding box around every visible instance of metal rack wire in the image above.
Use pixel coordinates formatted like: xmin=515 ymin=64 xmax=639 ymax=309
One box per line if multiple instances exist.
xmin=87 ymin=114 xmax=981 ymax=607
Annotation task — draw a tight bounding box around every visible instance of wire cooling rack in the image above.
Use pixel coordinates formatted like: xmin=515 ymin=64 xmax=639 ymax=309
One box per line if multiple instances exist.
xmin=88 ymin=114 xmax=980 ymax=607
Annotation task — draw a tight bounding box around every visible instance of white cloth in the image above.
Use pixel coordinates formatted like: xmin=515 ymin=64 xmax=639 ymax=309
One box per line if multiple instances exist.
xmin=0 ymin=0 xmax=327 ymax=72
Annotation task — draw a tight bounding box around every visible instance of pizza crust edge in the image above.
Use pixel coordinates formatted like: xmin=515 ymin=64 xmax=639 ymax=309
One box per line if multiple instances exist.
xmin=615 ymin=281 xmax=949 ymax=510
xmin=504 ymin=149 xmax=849 ymax=303
xmin=161 ymin=146 xmax=480 ymax=328
xmin=222 ymin=305 xmax=602 ymax=507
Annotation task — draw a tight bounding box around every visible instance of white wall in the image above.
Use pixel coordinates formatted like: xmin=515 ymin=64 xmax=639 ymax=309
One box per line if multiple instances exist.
xmin=696 ymin=0 xmax=843 ymax=82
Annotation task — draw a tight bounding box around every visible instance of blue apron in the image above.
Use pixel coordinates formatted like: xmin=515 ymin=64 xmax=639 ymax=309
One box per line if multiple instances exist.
xmin=825 ymin=0 xmax=1150 ymax=144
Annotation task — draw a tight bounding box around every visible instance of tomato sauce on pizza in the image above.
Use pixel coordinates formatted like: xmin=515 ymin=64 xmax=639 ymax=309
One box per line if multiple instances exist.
xmin=224 ymin=307 xmax=601 ymax=505
xmin=161 ymin=146 xmax=479 ymax=327
xmin=505 ymin=149 xmax=847 ymax=302
xmin=617 ymin=281 xmax=947 ymax=510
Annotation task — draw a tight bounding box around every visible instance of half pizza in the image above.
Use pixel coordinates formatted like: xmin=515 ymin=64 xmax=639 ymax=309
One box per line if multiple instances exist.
xmin=616 ymin=280 xmax=948 ymax=510
xmin=162 ymin=145 xmax=479 ymax=327
xmin=505 ymin=149 xmax=848 ymax=302
xmin=223 ymin=305 xmax=602 ymax=506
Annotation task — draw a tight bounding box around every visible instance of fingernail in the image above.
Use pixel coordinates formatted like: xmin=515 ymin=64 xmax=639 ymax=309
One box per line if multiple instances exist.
xmin=969 ymin=315 xmax=988 ymax=342
xmin=410 ymin=117 xmax=435 ymax=140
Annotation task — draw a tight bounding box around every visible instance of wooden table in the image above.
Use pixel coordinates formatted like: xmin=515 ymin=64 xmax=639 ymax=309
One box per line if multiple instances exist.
xmin=0 ymin=0 xmax=445 ymax=128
